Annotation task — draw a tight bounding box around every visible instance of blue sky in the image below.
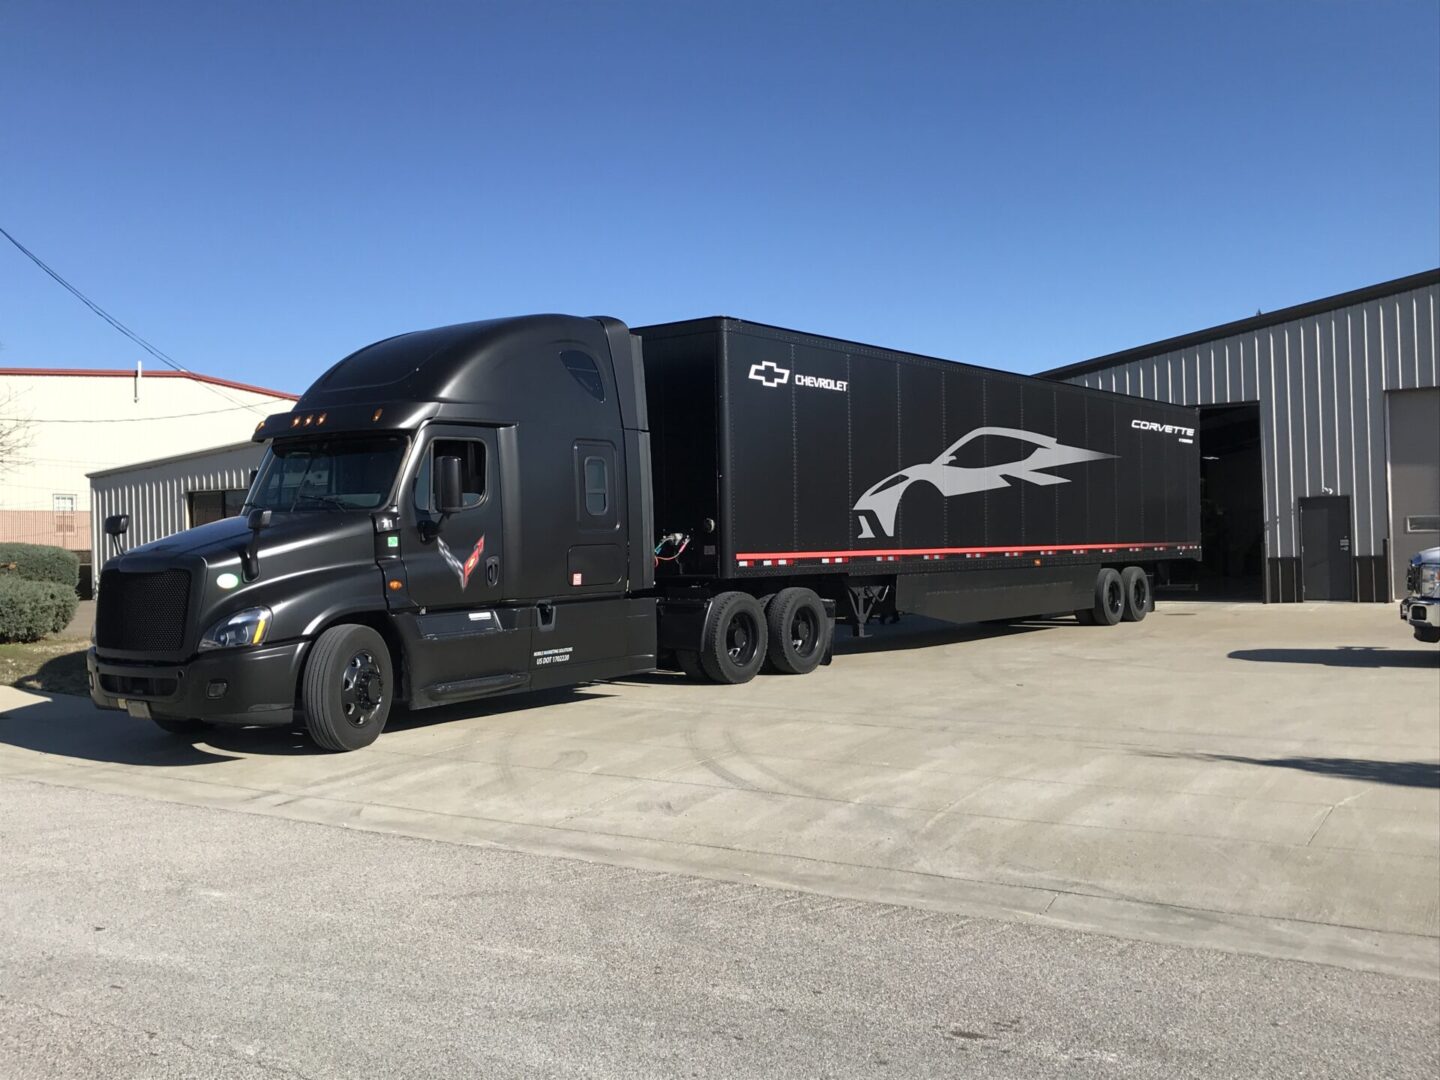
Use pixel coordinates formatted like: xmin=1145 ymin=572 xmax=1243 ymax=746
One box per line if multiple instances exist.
xmin=2 ymin=0 xmax=1437 ymax=394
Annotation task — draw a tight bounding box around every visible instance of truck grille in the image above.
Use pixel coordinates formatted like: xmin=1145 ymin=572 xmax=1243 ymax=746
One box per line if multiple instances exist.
xmin=96 ymin=569 xmax=191 ymax=652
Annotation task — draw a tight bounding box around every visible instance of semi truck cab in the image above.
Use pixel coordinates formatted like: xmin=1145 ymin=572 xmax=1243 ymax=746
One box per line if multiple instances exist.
xmin=90 ymin=315 xmax=659 ymax=750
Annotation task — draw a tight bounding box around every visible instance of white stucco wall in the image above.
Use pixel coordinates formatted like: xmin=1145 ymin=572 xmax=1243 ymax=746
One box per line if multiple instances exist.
xmin=0 ymin=367 xmax=292 ymax=551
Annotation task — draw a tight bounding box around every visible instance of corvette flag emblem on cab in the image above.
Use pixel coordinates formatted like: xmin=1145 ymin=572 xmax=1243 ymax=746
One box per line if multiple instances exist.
xmin=437 ymin=533 xmax=486 ymax=590
xmin=853 ymin=427 xmax=1115 ymax=539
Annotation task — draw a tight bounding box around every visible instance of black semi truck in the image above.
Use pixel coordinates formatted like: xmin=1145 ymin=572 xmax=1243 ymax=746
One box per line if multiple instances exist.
xmin=89 ymin=315 xmax=1200 ymax=750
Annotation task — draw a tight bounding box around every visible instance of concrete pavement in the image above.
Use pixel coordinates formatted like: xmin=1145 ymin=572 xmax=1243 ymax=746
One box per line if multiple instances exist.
xmin=3 ymin=780 xmax=1436 ymax=1079
xmin=1 ymin=601 xmax=1437 ymax=981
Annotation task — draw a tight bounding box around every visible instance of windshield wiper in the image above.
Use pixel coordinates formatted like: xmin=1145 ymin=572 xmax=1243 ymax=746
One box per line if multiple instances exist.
xmin=293 ymin=493 xmax=350 ymax=511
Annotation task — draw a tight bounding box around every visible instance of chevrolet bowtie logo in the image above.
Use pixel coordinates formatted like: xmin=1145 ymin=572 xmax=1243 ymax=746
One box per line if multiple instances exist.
xmin=748 ymin=360 xmax=791 ymax=388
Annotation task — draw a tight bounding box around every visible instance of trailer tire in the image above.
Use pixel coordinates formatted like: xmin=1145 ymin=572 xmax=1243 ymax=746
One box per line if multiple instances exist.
xmin=699 ymin=592 xmax=767 ymax=685
xmin=1121 ymin=566 xmax=1152 ymax=622
xmin=1080 ymin=568 xmax=1125 ymax=626
xmin=675 ymin=649 xmax=707 ymax=681
xmin=302 ymin=624 xmax=393 ymax=752
xmin=764 ymin=588 xmax=829 ymax=675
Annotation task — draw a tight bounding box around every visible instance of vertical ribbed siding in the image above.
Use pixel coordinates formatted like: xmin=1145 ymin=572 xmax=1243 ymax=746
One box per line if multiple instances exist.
xmin=1064 ymin=282 xmax=1439 ymax=563
xmin=88 ymin=444 xmax=265 ymax=561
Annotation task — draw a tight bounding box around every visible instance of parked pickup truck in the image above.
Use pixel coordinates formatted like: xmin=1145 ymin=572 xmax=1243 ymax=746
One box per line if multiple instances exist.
xmin=1400 ymin=546 xmax=1440 ymax=643
xmin=89 ymin=314 xmax=1200 ymax=751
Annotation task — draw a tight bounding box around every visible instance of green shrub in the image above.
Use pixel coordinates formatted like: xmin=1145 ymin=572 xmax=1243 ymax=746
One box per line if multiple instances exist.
xmin=0 ymin=542 xmax=81 ymax=588
xmin=0 ymin=576 xmax=79 ymax=643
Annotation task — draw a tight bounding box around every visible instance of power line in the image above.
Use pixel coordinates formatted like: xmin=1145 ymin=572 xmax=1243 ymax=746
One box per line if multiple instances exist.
xmin=0 ymin=224 xmax=267 ymax=414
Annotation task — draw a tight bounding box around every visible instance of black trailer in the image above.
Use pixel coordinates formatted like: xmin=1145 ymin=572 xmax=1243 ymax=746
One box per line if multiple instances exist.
xmin=643 ymin=317 xmax=1198 ymax=647
xmin=89 ymin=314 xmax=1199 ymax=751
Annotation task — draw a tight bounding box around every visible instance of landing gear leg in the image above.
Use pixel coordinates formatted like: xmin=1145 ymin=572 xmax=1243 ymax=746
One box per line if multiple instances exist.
xmin=842 ymin=584 xmax=894 ymax=638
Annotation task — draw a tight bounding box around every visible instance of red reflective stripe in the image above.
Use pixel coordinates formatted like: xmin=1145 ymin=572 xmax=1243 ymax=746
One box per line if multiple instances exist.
xmin=735 ymin=541 xmax=1189 ymax=561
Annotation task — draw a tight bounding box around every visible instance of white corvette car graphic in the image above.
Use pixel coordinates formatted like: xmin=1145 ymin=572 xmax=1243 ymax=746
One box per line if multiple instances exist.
xmin=853 ymin=426 xmax=1115 ymax=539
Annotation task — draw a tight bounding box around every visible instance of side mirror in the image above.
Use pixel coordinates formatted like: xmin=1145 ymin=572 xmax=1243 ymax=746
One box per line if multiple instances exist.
xmin=436 ymin=455 xmax=465 ymax=515
xmin=104 ymin=514 xmax=130 ymax=538
xmin=243 ymin=508 xmax=272 ymax=580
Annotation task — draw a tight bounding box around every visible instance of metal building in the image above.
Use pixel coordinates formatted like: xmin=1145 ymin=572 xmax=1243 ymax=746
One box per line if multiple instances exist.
xmin=88 ymin=442 xmax=265 ymax=565
xmin=1041 ymin=269 xmax=1439 ymax=602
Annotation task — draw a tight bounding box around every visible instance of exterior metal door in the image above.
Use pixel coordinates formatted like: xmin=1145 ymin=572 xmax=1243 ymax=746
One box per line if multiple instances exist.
xmin=399 ymin=425 xmax=530 ymax=689
xmin=1299 ymin=496 xmax=1354 ymax=601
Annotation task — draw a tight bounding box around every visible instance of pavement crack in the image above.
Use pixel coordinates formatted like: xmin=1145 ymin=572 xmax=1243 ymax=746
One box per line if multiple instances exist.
xmin=1305 ymin=805 xmax=1336 ymax=847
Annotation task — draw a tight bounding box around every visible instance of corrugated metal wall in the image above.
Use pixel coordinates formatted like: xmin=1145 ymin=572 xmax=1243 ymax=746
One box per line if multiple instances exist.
xmin=89 ymin=443 xmax=265 ymax=561
xmin=1062 ymin=281 xmax=1438 ymax=582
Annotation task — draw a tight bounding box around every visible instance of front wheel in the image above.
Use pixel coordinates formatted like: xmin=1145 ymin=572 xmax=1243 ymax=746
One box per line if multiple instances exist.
xmin=302 ymin=624 xmax=393 ymax=752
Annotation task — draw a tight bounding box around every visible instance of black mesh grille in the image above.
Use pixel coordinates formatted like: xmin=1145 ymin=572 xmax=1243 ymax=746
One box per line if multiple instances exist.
xmin=96 ymin=569 xmax=192 ymax=652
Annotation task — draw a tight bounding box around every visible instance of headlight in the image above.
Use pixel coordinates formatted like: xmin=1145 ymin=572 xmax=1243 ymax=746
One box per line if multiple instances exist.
xmin=199 ymin=606 xmax=272 ymax=650
xmin=1420 ymin=565 xmax=1440 ymax=598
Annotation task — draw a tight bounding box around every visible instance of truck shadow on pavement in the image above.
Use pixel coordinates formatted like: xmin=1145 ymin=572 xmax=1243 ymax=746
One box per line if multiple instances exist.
xmin=0 ymin=686 xmax=609 ymax=767
xmin=831 ymin=616 xmax=1064 ymax=655
xmin=1228 ymin=646 xmax=1439 ymax=669
xmin=1148 ymin=751 xmax=1440 ymax=788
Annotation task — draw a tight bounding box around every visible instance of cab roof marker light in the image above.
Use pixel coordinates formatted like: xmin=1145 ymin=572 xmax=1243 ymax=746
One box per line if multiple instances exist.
xmin=373 ymin=408 xmax=384 ymax=421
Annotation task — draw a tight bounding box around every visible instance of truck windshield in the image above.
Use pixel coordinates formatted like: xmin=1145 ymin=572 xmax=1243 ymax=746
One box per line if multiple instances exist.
xmin=247 ymin=436 xmax=407 ymax=512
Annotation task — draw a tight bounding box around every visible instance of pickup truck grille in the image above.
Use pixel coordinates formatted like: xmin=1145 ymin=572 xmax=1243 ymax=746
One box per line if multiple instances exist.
xmin=96 ymin=569 xmax=191 ymax=652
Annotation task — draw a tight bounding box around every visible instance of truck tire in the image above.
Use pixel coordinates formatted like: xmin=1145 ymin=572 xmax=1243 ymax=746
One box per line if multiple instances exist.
xmin=302 ymin=624 xmax=393 ymax=752
xmin=699 ymin=591 xmax=767 ymax=685
xmin=675 ymin=649 xmax=707 ymax=680
xmin=1078 ymin=568 xmax=1125 ymax=626
xmin=1121 ymin=566 xmax=1152 ymax=622
xmin=764 ymin=587 xmax=829 ymax=675
xmin=151 ymin=716 xmax=213 ymax=737
xmin=1415 ymin=625 xmax=1440 ymax=644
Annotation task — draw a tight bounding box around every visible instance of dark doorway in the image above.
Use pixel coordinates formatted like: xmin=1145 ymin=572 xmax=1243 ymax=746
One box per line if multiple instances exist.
xmin=1159 ymin=404 xmax=1264 ymax=600
xmin=1299 ymin=496 xmax=1355 ymax=601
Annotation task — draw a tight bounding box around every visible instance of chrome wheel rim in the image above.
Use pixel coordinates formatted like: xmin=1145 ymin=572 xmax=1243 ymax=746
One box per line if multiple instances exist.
xmin=340 ymin=650 xmax=384 ymax=726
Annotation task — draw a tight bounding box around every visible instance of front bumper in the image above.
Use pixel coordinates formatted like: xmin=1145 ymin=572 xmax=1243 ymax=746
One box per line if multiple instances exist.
xmin=88 ymin=640 xmax=309 ymax=727
xmin=1399 ymin=596 xmax=1440 ymax=629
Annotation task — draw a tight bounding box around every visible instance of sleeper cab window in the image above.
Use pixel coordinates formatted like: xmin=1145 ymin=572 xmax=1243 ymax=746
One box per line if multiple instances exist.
xmin=561 ymin=350 xmax=605 ymax=401
xmin=414 ymin=439 xmax=486 ymax=511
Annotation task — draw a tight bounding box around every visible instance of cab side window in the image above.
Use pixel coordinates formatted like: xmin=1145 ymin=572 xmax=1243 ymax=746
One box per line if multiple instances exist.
xmin=414 ymin=439 xmax=486 ymax=512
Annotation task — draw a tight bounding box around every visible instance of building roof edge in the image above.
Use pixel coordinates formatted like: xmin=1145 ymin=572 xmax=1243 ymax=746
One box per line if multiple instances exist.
xmin=1039 ymin=268 xmax=1440 ymax=381
xmin=0 ymin=367 xmax=299 ymax=401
